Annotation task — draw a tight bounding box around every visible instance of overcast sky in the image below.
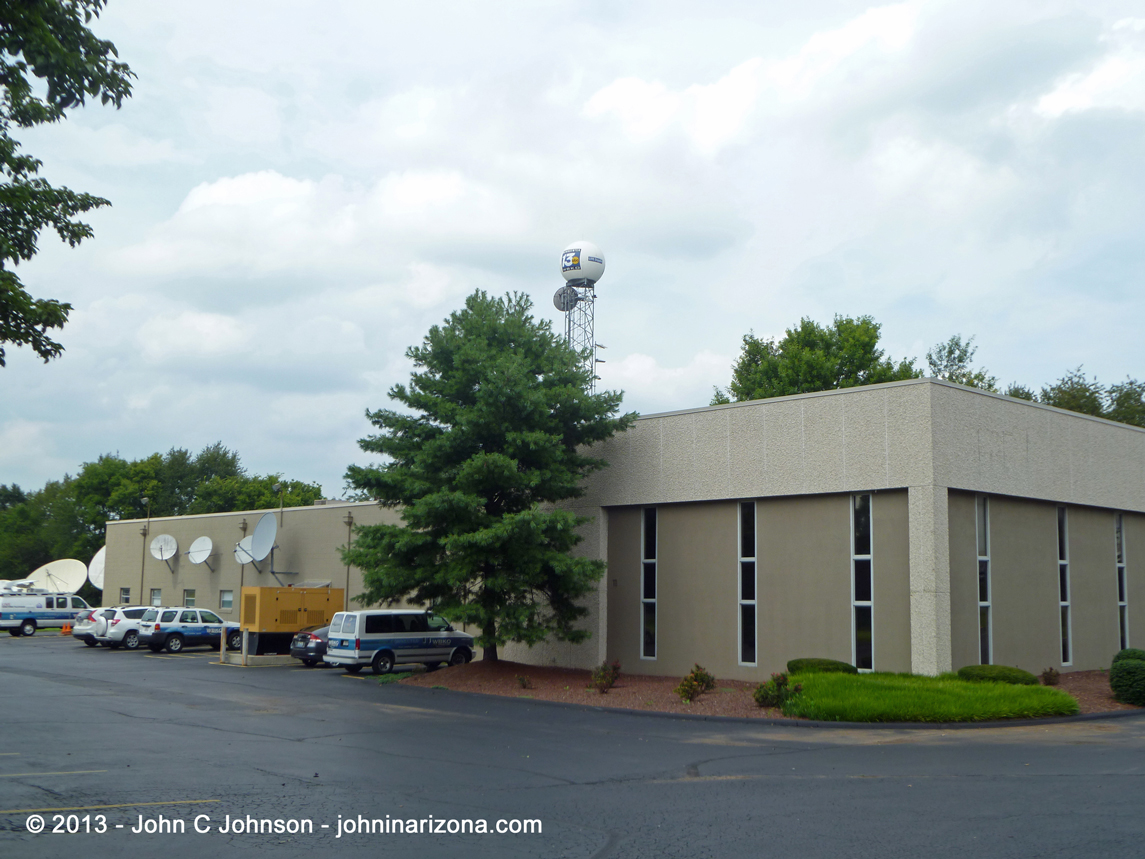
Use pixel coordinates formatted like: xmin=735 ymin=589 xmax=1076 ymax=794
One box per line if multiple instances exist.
xmin=3 ymin=0 xmax=1144 ymax=498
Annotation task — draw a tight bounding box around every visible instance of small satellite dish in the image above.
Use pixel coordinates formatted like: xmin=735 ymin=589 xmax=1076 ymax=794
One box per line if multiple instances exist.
xmin=28 ymin=559 xmax=88 ymax=593
xmin=87 ymin=547 xmax=106 ymax=591
xmin=187 ymin=536 xmax=215 ymax=572
xmin=250 ymin=512 xmax=277 ymax=562
xmin=560 ymin=240 xmax=605 ymax=285
xmin=235 ymin=536 xmax=256 ymax=566
xmin=553 ymin=285 xmax=580 ymax=312
xmin=150 ymin=534 xmax=178 ymax=561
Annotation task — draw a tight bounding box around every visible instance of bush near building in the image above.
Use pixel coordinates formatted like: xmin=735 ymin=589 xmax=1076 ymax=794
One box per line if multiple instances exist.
xmin=787 ymin=657 xmax=858 ymax=675
xmin=1109 ymin=659 xmax=1145 ymax=707
xmin=956 ymin=665 xmax=1040 ymax=686
xmin=1112 ymin=648 xmax=1145 ymax=665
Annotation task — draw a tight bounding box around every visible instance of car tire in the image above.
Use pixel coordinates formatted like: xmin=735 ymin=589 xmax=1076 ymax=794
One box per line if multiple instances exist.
xmin=9 ymin=628 xmax=22 ymax=636
xmin=424 ymin=662 xmax=441 ymax=671
xmin=84 ymin=639 xmax=98 ymax=647
xmin=123 ymin=631 xmax=139 ymax=650
xmin=371 ymin=651 xmax=395 ymax=675
xmin=165 ymin=634 xmax=184 ymax=654
xmin=302 ymin=659 xmax=317 ymax=668
xmin=109 ymin=643 xmax=120 ymax=650
xmin=449 ymin=648 xmax=470 ymax=667
xmin=19 ymin=619 xmax=36 ymax=637
xmin=227 ymin=630 xmax=242 ymax=651
xmin=148 ymin=644 xmax=163 ymax=653
xmin=345 ymin=664 xmax=363 ymax=674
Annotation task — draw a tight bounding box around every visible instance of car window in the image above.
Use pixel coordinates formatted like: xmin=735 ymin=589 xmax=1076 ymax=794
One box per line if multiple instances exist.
xmin=125 ymin=609 xmax=146 ymax=619
xmin=180 ymin=611 xmax=198 ymax=623
xmin=364 ymin=614 xmax=394 ymax=634
xmin=199 ymin=610 xmax=222 ymax=624
xmin=342 ymin=614 xmax=357 ymax=634
xmin=142 ymin=609 xmax=158 ymax=623
xmin=329 ymin=614 xmax=344 ymax=634
xmin=45 ymin=597 xmax=55 ymax=609
xmin=160 ymin=610 xmax=177 ymax=622
xmin=72 ymin=597 xmax=87 ymax=608
xmin=428 ymin=616 xmax=451 ymax=631
xmin=101 ymin=609 xmax=116 ymax=619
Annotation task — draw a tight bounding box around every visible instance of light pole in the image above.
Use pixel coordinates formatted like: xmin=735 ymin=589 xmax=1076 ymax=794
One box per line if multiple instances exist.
xmin=342 ymin=511 xmax=354 ymax=612
xmin=273 ymin=483 xmax=284 ymax=527
xmin=138 ymin=497 xmax=151 ymax=606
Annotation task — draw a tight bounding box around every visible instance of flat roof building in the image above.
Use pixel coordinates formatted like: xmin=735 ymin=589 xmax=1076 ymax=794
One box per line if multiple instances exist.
xmin=104 ymin=379 xmax=1144 ymax=678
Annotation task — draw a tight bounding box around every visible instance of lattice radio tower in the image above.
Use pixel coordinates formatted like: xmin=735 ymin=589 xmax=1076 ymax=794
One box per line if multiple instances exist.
xmin=554 ymin=241 xmax=606 ymax=393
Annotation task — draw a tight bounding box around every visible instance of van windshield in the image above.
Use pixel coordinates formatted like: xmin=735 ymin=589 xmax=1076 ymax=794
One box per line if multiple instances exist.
xmin=342 ymin=614 xmax=356 ymax=634
xmin=329 ymin=614 xmax=344 ymax=634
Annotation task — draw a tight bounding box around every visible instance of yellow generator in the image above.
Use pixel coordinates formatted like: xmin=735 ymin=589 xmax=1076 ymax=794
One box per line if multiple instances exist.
xmin=240 ymin=585 xmax=345 ymax=633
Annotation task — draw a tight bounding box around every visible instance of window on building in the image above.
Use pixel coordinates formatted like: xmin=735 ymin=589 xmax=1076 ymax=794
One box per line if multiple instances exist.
xmin=976 ymin=495 xmax=992 ymax=665
xmin=739 ymin=501 xmax=757 ymax=666
xmin=183 ymin=589 xmax=196 ymax=607
xmin=1116 ymin=514 xmax=1129 ymax=650
xmin=1058 ymin=506 xmax=1072 ymax=666
xmin=219 ymin=590 xmax=234 ymax=612
xmin=852 ymin=493 xmax=873 ymax=671
xmin=119 ymin=587 xmax=131 ymax=604
xmin=150 ymin=588 xmax=162 ymax=607
xmin=641 ymin=507 xmax=657 ymax=659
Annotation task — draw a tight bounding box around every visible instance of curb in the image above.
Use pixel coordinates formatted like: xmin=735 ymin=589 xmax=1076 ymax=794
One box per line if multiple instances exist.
xmin=385 ymin=682 xmax=1145 ymax=731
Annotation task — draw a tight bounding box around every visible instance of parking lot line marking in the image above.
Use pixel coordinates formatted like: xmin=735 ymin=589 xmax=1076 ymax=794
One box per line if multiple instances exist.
xmin=340 ymin=674 xmax=367 ymax=680
xmin=0 ymin=799 xmax=219 ymax=815
xmin=0 ymin=770 xmax=107 ymax=778
xmin=0 ymin=753 xmax=19 ymax=756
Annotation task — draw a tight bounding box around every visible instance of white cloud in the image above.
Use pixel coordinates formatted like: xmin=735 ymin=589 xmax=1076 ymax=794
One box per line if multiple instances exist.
xmin=1036 ymin=18 xmax=1145 ymax=117
xmin=137 ymin=310 xmax=246 ymax=361
xmin=607 ymin=351 xmax=733 ymax=412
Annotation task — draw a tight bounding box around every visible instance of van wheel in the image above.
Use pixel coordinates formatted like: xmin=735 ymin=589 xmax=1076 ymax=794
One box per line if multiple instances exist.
xmin=449 ymin=648 xmax=470 ymax=667
xmin=19 ymin=619 xmax=36 ymax=637
xmin=227 ymin=630 xmax=242 ymax=651
xmin=123 ymin=631 xmax=139 ymax=650
xmin=165 ymin=634 xmax=184 ymax=653
xmin=345 ymin=665 xmax=363 ymax=674
xmin=371 ymin=651 xmax=394 ymax=675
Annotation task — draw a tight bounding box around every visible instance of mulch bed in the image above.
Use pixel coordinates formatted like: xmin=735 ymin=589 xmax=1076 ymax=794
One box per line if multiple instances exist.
xmin=400 ymin=661 xmax=1141 ymax=720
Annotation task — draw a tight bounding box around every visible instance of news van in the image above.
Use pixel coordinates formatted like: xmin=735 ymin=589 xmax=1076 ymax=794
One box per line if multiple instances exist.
xmin=0 ymin=581 xmax=91 ymax=636
xmin=324 ymin=610 xmax=474 ymax=674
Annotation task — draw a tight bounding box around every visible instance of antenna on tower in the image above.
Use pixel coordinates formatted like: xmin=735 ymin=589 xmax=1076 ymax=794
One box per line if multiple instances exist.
xmin=554 ymin=240 xmax=606 ymax=393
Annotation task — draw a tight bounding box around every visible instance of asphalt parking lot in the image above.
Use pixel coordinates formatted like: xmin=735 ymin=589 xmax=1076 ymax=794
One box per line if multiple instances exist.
xmin=2 ymin=631 xmax=1144 ymax=859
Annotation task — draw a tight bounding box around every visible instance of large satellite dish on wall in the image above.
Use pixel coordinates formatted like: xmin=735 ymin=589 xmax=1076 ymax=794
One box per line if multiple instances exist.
xmin=87 ymin=547 xmax=106 ymax=590
xmin=150 ymin=534 xmax=178 ymax=561
xmin=187 ymin=536 xmax=215 ymax=572
xmin=250 ymin=513 xmax=277 ymax=562
xmin=28 ymin=559 xmax=88 ymax=593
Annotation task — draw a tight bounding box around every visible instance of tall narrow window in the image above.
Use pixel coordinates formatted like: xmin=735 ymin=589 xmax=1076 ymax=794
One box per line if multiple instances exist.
xmin=1116 ymin=514 xmax=1129 ymax=650
xmin=739 ymin=501 xmax=757 ymax=666
xmin=976 ymin=495 xmax=992 ymax=665
xmin=1058 ymin=506 xmax=1072 ymax=665
xmin=149 ymin=588 xmax=162 ymax=607
xmin=852 ymin=493 xmax=873 ymax=671
xmin=641 ymin=507 xmax=657 ymax=659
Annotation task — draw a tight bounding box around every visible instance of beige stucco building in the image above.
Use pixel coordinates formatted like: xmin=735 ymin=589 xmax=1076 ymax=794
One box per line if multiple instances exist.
xmin=103 ymin=378 xmax=1143 ymax=678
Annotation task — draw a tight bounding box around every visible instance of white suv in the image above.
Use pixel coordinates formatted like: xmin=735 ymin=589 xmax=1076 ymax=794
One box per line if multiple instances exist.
xmin=93 ymin=605 xmax=151 ymax=650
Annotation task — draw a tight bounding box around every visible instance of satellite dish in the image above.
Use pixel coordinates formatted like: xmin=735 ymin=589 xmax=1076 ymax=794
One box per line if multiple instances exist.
xmin=87 ymin=547 xmax=106 ymax=591
xmin=150 ymin=534 xmax=178 ymax=561
xmin=235 ymin=536 xmax=255 ymax=565
xmin=28 ymin=559 xmax=88 ymax=593
xmin=560 ymin=240 xmax=605 ymax=285
xmin=553 ymin=285 xmax=580 ymax=312
xmin=188 ymin=536 xmax=213 ymax=564
xmin=250 ymin=512 xmax=277 ymax=562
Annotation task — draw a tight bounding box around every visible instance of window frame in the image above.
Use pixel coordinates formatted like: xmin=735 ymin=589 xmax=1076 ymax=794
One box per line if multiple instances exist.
xmin=851 ymin=493 xmax=874 ymax=672
xmin=1058 ymin=506 xmax=1073 ymax=667
xmin=149 ymin=588 xmax=162 ymax=607
xmin=738 ymin=500 xmax=757 ymax=666
xmin=182 ymin=589 xmax=196 ymax=607
xmin=640 ymin=507 xmax=657 ymax=661
xmin=1116 ymin=513 xmax=1129 ymax=650
xmin=976 ymin=495 xmax=993 ymax=665
xmin=219 ymin=589 xmax=234 ymax=612
xmin=119 ymin=587 xmax=131 ymax=605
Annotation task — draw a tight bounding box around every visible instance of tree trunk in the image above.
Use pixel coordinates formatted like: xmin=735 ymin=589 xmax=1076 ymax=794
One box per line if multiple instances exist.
xmin=482 ymin=620 xmax=498 ymax=662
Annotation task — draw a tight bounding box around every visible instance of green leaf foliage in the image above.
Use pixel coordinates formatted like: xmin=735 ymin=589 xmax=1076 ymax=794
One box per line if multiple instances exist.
xmin=0 ymin=0 xmax=134 ymax=365
xmin=1112 ymin=648 xmax=1145 ymax=665
xmin=786 ymin=657 xmax=858 ymax=675
xmin=1109 ymin=659 xmax=1145 ymax=707
xmin=956 ymin=664 xmax=1039 ymax=686
xmin=343 ymin=290 xmax=636 ymax=660
xmin=1039 ymin=367 xmax=1106 ymax=418
xmin=926 ymin=335 xmax=998 ymax=391
xmin=713 ymin=315 xmax=920 ymax=404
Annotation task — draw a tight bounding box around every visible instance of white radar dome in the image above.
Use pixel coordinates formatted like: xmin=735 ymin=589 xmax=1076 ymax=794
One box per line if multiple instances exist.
xmin=560 ymin=240 xmax=605 ymax=284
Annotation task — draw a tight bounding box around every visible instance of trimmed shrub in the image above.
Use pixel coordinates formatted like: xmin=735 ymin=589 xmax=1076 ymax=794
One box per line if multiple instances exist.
xmin=1109 ymin=658 xmax=1145 ymax=706
xmin=1040 ymin=667 xmax=1060 ymax=687
xmin=787 ymin=658 xmax=858 ymax=676
xmin=753 ymin=672 xmax=803 ymax=708
xmin=1112 ymin=648 xmax=1145 ymax=666
xmin=957 ymin=665 xmax=1039 ymax=686
xmin=674 ymin=664 xmax=717 ymax=703
xmin=590 ymin=660 xmax=621 ymax=694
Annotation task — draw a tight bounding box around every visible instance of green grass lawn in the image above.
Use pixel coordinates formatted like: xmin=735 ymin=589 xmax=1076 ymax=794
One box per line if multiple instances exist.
xmin=783 ymin=671 xmax=1080 ymax=723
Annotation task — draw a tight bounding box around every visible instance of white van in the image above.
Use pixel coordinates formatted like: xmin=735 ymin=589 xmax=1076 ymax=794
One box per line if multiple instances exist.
xmin=0 ymin=583 xmax=91 ymax=636
xmin=324 ymin=610 xmax=474 ymax=674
